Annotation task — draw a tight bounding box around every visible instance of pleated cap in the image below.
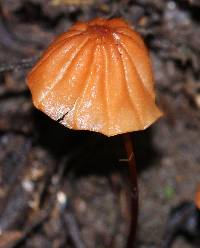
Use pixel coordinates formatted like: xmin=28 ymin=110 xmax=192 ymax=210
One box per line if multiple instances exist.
xmin=27 ymin=18 xmax=162 ymax=136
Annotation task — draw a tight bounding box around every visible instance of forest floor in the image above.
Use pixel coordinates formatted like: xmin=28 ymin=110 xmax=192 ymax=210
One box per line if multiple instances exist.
xmin=0 ymin=0 xmax=200 ymax=248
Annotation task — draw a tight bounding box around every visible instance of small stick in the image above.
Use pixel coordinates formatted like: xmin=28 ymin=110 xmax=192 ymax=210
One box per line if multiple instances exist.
xmin=123 ymin=133 xmax=138 ymax=248
xmin=62 ymin=210 xmax=86 ymax=248
xmin=9 ymin=210 xmax=49 ymax=248
xmin=0 ymin=57 xmax=39 ymax=73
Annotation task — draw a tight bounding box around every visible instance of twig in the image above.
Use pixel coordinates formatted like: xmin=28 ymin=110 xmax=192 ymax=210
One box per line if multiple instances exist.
xmin=10 ymin=210 xmax=50 ymax=248
xmin=0 ymin=57 xmax=39 ymax=73
xmin=62 ymin=208 xmax=86 ymax=248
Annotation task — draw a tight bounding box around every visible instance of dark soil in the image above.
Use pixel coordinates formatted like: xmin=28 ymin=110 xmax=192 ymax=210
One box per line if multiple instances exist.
xmin=0 ymin=1 xmax=199 ymax=248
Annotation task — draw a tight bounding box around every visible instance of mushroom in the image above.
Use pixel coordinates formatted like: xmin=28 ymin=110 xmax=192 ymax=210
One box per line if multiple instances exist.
xmin=27 ymin=18 xmax=162 ymax=247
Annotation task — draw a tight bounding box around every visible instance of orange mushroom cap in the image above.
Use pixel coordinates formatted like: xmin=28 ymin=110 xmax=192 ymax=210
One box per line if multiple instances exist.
xmin=27 ymin=18 xmax=162 ymax=136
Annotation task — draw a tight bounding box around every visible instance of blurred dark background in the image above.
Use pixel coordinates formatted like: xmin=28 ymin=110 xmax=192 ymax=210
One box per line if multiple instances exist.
xmin=0 ymin=0 xmax=200 ymax=247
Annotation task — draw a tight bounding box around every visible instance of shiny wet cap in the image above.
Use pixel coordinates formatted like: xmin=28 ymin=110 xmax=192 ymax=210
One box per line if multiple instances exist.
xmin=27 ymin=18 xmax=162 ymax=136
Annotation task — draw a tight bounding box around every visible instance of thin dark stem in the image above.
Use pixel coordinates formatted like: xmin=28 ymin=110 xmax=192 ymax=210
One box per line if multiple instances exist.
xmin=123 ymin=133 xmax=138 ymax=248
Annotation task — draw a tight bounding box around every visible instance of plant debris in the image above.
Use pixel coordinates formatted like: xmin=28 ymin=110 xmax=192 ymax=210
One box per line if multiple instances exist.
xmin=0 ymin=1 xmax=199 ymax=247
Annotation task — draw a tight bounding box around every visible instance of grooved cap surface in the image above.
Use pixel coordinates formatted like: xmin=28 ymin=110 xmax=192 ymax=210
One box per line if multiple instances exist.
xmin=27 ymin=18 xmax=162 ymax=136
